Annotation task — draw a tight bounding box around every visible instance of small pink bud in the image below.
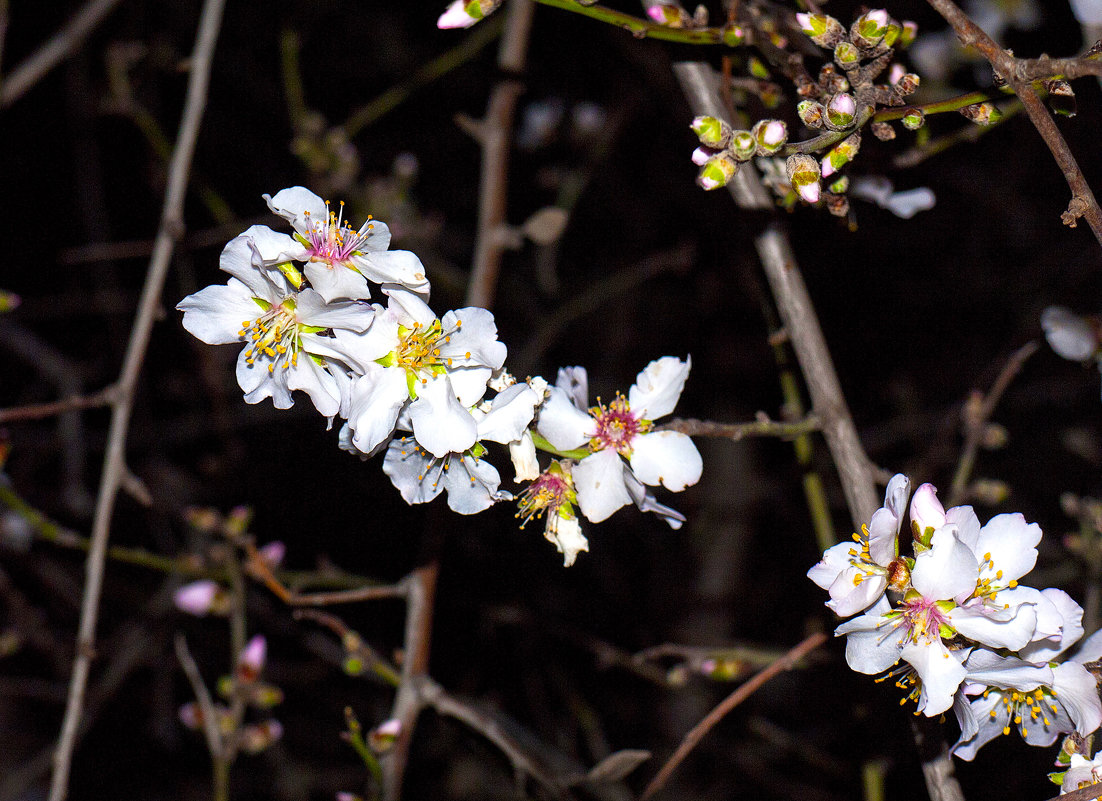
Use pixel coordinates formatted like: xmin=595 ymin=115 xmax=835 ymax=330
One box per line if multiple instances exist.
xmin=889 ymin=64 xmax=906 ymax=85
xmin=691 ymin=146 xmax=715 ymax=166
xmin=437 ymin=0 xmax=482 ymax=28
xmin=258 ymin=541 xmax=286 ymax=568
xmin=369 ymin=718 xmax=402 ymax=752
xmin=174 ymin=580 xmax=220 ymax=616
xmin=238 ymin=635 xmax=267 ymax=683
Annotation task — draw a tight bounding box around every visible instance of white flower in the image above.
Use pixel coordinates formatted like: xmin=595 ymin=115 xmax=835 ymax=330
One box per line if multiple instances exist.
xmin=807 ymin=473 xmax=910 ymax=617
xmin=1062 ymin=753 xmax=1102 ymax=794
xmin=380 ymin=382 xmax=537 ymax=514
xmin=952 ymin=626 xmax=1102 ymax=760
xmin=536 ymin=357 xmax=702 ymax=523
xmin=177 ymin=233 xmax=373 ymax=416
xmin=316 ymin=286 xmax=507 ymax=456
xmin=260 ymin=186 xmax=430 ymax=303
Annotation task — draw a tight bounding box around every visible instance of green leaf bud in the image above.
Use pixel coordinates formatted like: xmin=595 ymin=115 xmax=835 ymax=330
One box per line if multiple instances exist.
xmin=901 ymin=108 xmax=925 ymax=130
xmin=834 ymin=41 xmax=860 ymax=69
xmin=729 ymin=130 xmax=757 ymax=161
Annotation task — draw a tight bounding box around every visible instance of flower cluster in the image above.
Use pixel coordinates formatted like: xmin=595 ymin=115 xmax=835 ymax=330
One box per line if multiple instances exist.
xmin=178 ymin=189 xmax=703 ymax=565
xmin=808 ymin=475 xmax=1102 ymax=759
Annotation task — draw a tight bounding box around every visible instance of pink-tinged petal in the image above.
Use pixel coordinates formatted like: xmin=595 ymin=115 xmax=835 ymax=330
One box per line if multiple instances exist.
xmin=826 ymin=569 xmax=887 ymax=618
xmin=239 ymin=635 xmax=267 ymax=675
xmin=178 ymin=280 xmax=260 ymax=345
xmin=629 ymin=431 xmax=702 ymax=491
xmin=949 ymin=602 xmax=1037 ymax=651
xmin=910 ymin=483 xmax=946 ymax=535
xmin=438 ymin=0 xmax=481 ymax=28
xmin=866 ymin=507 xmax=901 ymax=565
xmin=1053 ymin=662 xmax=1102 ymax=736
xmin=478 ymin=383 xmax=538 ymax=444
xmin=408 ymin=377 xmax=478 ymax=458
xmin=911 ymin=526 xmax=978 ymax=601
xmin=627 ymin=356 xmax=690 ymax=420
xmin=302 ymin=262 xmax=373 ymax=303
xmin=901 ymin=639 xmax=967 ymax=716
xmin=573 ymin=449 xmax=632 ymax=523
xmin=975 ymin=512 xmax=1041 ymax=583
xmin=537 ymin=387 xmax=595 ymax=450
xmin=347 ymin=368 xmax=410 ymax=453
xmin=263 ymin=187 xmax=327 ymax=233
xmin=294 ymin=291 xmax=374 ymax=333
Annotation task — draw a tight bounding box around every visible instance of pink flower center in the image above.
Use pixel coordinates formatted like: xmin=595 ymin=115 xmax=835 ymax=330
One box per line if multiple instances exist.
xmin=301 ymin=201 xmax=377 ymax=268
xmin=900 ymin=596 xmax=948 ymax=645
xmin=517 ymin=467 xmax=574 ymax=528
xmin=589 ymin=394 xmax=648 ymax=455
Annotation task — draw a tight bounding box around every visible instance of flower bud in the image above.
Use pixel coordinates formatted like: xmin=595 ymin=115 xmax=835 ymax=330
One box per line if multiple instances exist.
xmin=901 ymin=108 xmax=925 ymax=130
xmin=818 ymin=64 xmax=849 ymax=94
xmin=647 ymin=3 xmax=691 ymax=27
xmin=910 ymin=483 xmax=946 ymax=541
xmin=824 ymin=192 xmax=849 ymax=217
xmin=786 ymin=154 xmax=822 ymax=204
xmin=369 ymin=718 xmax=402 ymax=753
xmin=1046 ymin=79 xmax=1077 ymax=117
xmin=795 ymin=12 xmax=845 ymax=48
xmin=237 ymin=634 xmax=267 ymax=684
xmin=834 ymin=42 xmax=860 ymax=69
xmin=824 ymin=93 xmax=856 ymax=129
xmin=691 ymin=115 xmax=732 ymax=148
xmin=894 ymin=72 xmax=920 ymax=96
xmin=437 ymin=0 xmax=500 ymax=29
xmin=722 ymin=24 xmax=746 ymax=47
xmin=898 ymin=21 xmax=918 ymax=48
xmin=1041 ymin=306 xmax=1100 ymax=361
xmin=691 ymin=146 xmax=718 ymax=166
xmin=239 ymin=720 xmax=283 ymax=754
xmin=174 ymin=580 xmax=229 ymax=617
xmin=751 ymin=119 xmax=787 ymax=155
xmin=828 ymin=176 xmax=849 ymax=194
xmin=970 ymin=478 xmax=1009 ymax=506
xmin=797 ymin=100 xmax=825 ymax=129
xmin=851 ymin=9 xmax=891 ymax=50
xmin=258 ymin=540 xmax=286 ymax=568
xmin=821 ymin=132 xmax=860 ymax=177
xmin=729 ymin=130 xmax=757 ymax=161
xmin=696 ymin=152 xmax=738 ymax=190
xmin=959 ymin=102 xmax=1001 ymax=125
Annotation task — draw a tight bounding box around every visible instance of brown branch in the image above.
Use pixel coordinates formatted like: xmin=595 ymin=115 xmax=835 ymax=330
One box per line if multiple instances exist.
xmin=659 ymin=414 xmax=819 ymax=440
xmin=947 ymin=341 xmax=1038 ymax=507
xmin=244 ymin=541 xmax=408 ymax=606
xmin=1046 ymin=780 xmax=1102 ymax=801
xmin=47 ymin=1 xmax=227 ymax=797
xmin=639 ymin=632 xmax=827 ymax=800
xmin=925 ymin=0 xmax=1102 ymax=246
xmin=0 ymin=385 xmax=118 ymax=424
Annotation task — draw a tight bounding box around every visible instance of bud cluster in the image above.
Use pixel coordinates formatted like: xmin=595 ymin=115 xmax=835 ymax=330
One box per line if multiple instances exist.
xmin=689 ymin=115 xmax=788 ymax=191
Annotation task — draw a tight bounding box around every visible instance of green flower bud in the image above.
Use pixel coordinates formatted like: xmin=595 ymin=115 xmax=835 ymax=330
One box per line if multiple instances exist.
xmin=786 ymin=154 xmax=822 ymax=203
xmin=821 ymin=132 xmax=861 ymax=178
xmin=824 ymin=93 xmax=856 ymax=130
xmin=751 ymin=119 xmax=788 ymax=155
xmin=959 ymin=102 xmax=1001 ymax=125
xmin=729 ymin=130 xmax=757 ymax=161
xmin=898 ymin=21 xmax=918 ymax=49
xmin=901 ymin=108 xmax=925 ymax=130
xmin=722 ymin=24 xmax=746 ymax=47
xmin=828 ymin=176 xmax=849 ymax=194
xmin=795 ymin=12 xmax=845 ymax=48
xmin=697 ymin=152 xmax=739 ymax=190
xmin=691 ymin=115 xmax=732 ymax=148
xmin=834 ymin=41 xmax=860 ymax=69
xmin=850 ymin=9 xmax=891 ymax=50
xmin=882 ymin=21 xmax=901 ymax=48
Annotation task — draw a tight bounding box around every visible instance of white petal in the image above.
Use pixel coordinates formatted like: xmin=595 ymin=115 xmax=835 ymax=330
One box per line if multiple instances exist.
xmin=807 ymin=542 xmax=854 ymax=591
xmin=408 ymin=377 xmax=478 ymax=458
xmin=537 ymin=387 xmax=594 ymax=451
xmin=508 ymin=432 xmax=540 ymax=483
xmin=1042 ymin=306 xmax=1098 ymax=361
xmin=623 ymin=468 xmax=685 ymax=529
xmin=219 ymin=228 xmax=288 ymax=299
xmin=827 ymin=570 xmax=887 ymax=618
xmin=442 ymin=453 xmax=508 ymax=514
xmin=264 ymin=187 xmax=327 ymax=233
xmin=555 ymin=366 xmax=588 ymax=410
xmin=836 ymin=604 xmax=904 ymax=675
xmin=440 ymin=307 xmax=508 ymax=370
xmin=628 ymin=356 xmax=690 ymax=420
xmin=355 ymin=250 xmax=429 ymax=294
xmin=1053 ymin=662 xmax=1102 ymax=737
xmin=295 ymin=290 xmax=374 ymax=333
xmin=573 ymin=449 xmax=632 ymax=523
xmin=629 ymin=431 xmax=702 ymax=491
xmin=478 ymin=384 xmax=538 ymax=444
xmin=911 ymin=526 xmax=978 ymax=602
xmin=975 ymin=513 xmax=1041 ymax=584
xmin=382 ymin=284 xmax=436 ymax=327
xmin=382 ymin=437 xmax=445 ymax=505
xmin=902 ymin=639 xmax=966 ymax=716
xmin=245 ymin=225 xmax=308 ymax=265
xmin=303 ymin=262 xmax=373 ymax=303
xmin=546 ymin=514 xmax=588 ymax=566
xmin=178 ymin=280 xmax=259 ymax=345
xmin=283 ymin=354 xmax=342 ymax=417
xmin=951 ymin=692 xmax=1007 ymax=761
xmin=236 ymin=348 xmax=293 ymax=409
xmin=347 ymin=367 xmax=410 ymax=453
xmin=1020 ymin=588 xmax=1084 ymax=662
xmin=949 ymin=602 xmax=1037 ymax=651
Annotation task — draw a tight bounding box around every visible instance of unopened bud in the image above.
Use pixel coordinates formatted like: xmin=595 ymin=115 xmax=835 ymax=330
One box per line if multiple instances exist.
xmin=818 ymin=64 xmax=849 ymax=94
xmin=786 ymin=154 xmax=822 ymax=203
xmin=237 ymin=635 xmax=267 ymax=684
xmin=722 ymin=24 xmax=746 ymax=46
xmin=898 ymin=21 xmax=918 ymax=48
xmin=751 ymin=119 xmax=788 ymax=155
xmin=825 ymin=93 xmax=857 ymax=129
xmin=729 ymin=130 xmax=757 ymax=161
xmin=369 ymin=718 xmax=402 ymax=753
xmin=691 ymin=115 xmax=732 ymax=148
xmin=824 ymin=192 xmax=850 ymax=217
xmin=647 ymin=3 xmax=691 ymax=27
xmin=437 ymin=0 xmax=500 ymax=29
xmin=894 ymin=72 xmax=920 ymax=96
xmin=902 ymin=108 xmax=925 ymax=130
xmin=1046 ymin=80 xmax=1077 ymax=117
xmin=910 ymin=483 xmax=946 ymax=541
xmin=691 ymin=145 xmax=719 ymax=166
xmin=821 ymin=132 xmax=861 ymax=178
xmin=981 ymin=423 xmax=1009 ymax=450
xmin=239 ymin=720 xmax=283 ymax=754
xmin=959 ymin=102 xmax=1001 ymax=125
xmin=174 ymin=580 xmax=230 ymax=617
xmin=1041 ymin=306 xmax=1100 ymax=361
xmin=851 ymin=9 xmax=891 ymax=50
xmin=834 ymin=41 xmax=860 ymax=68
xmin=828 ymin=176 xmax=849 ymax=194
xmin=797 ymin=100 xmax=825 ymax=129
xmin=882 ymin=21 xmax=902 ymax=47
xmin=697 ymin=152 xmax=738 ymax=190
xmin=795 ymin=12 xmax=845 ymax=48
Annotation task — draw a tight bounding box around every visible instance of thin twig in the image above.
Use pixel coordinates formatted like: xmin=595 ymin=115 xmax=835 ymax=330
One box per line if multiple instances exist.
xmin=173 ymin=634 xmax=224 ymax=764
xmin=639 ymin=632 xmax=827 ymax=800
xmin=659 ymin=414 xmax=819 ymax=440
xmin=463 ymin=0 xmax=536 ymax=310
xmin=244 ymin=541 xmax=408 ymax=606
xmin=947 ymin=341 xmax=1038 ymax=507
xmin=0 ymin=384 xmax=117 ymax=424
xmin=47 ymin=1 xmax=227 ymax=798
xmin=0 ymin=0 xmax=125 ymax=108
xmin=925 ymin=0 xmax=1102 ymax=245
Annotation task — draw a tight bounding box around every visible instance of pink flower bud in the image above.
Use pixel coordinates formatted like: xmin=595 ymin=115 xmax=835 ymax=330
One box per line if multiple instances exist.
xmin=174 ymin=580 xmax=220 ymax=616
xmin=910 ymin=483 xmax=946 ymax=538
xmin=258 ymin=541 xmax=286 ymax=568
xmin=238 ymin=635 xmax=267 ymax=683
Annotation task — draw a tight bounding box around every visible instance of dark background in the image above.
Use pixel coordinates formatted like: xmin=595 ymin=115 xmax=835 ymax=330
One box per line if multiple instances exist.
xmin=1 ymin=0 xmax=1101 ymax=799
